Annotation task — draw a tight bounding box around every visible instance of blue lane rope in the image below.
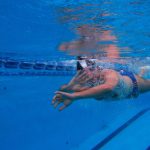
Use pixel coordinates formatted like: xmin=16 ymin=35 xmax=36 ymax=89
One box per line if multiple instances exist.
xmin=0 ymin=58 xmax=76 ymax=76
xmin=0 ymin=57 xmax=132 ymax=76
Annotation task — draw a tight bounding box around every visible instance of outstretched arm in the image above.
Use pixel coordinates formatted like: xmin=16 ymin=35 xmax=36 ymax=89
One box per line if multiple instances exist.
xmin=52 ymin=83 xmax=112 ymax=111
xmin=56 ymin=83 xmax=112 ymax=101
xmin=52 ymin=70 xmax=118 ymax=111
xmin=56 ymin=71 xmax=118 ymax=100
xmin=74 ymin=84 xmax=112 ymax=99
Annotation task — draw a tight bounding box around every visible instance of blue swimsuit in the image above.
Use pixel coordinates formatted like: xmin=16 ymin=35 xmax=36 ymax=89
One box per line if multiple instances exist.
xmin=119 ymin=69 xmax=139 ymax=98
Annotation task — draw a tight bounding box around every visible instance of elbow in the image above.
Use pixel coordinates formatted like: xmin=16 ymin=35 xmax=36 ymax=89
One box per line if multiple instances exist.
xmin=94 ymin=85 xmax=112 ymax=100
xmin=107 ymin=86 xmax=113 ymax=92
xmin=103 ymin=84 xmax=113 ymax=93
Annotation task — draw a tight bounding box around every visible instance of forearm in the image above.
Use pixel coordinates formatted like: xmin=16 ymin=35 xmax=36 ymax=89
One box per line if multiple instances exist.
xmin=59 ymin=84 xmax=73 ymax=92
xmin=73 ymin=84 xmax=111 ymax=100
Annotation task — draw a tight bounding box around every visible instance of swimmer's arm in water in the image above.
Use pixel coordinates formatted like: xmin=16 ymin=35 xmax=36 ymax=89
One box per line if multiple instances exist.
xmin=53 ymin=84 xmax=112 ymax=111
xmin=56 ymin=71 xmax=118 ymax=100
xmin=52 ymin=70 xmax=118 ymax=111
xmin=56 ymin=83 xmax=112 ymax=101
xmin=58 ymin=70 xmax=93 ymax=92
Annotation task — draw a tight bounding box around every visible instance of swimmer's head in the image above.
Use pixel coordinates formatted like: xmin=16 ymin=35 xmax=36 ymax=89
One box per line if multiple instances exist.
xmin=77 ymin=56 xmax=96 ymax=71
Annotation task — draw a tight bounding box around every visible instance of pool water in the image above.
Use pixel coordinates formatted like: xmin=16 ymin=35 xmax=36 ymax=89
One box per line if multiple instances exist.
xmin=1 ymin=76 xmax=149 ymax=150
xmin=0 ymin=0 xmax=150 ymax=150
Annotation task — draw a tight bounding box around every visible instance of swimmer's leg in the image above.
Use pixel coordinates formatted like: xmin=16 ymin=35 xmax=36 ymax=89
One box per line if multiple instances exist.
xmin=139 ymin=66 xmax=150 ymax=77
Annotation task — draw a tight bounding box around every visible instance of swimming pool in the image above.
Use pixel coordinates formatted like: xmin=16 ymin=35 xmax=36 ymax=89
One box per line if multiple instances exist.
xmin=0 ymin=0 xmax=150 ymax=150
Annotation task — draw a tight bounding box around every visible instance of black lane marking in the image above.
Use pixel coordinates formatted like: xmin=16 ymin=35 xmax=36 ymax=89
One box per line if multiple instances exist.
xmin=92 ymin=108 xmax=150 ymax=150
xmin=146 ymin=146 xmax=150 ymax=150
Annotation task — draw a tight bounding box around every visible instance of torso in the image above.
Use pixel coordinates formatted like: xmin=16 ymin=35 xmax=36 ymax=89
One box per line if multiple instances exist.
xmin=85 ymin=69 xmax=134 ymax=100
xmin=72 ymin=68 xmax=135 ymax=100
xmin=111 ymin=73 xmax=133 ymax=100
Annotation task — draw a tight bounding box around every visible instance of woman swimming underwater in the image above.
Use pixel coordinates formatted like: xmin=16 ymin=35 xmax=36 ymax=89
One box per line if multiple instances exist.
xmin=52 ymin=58 xmax=150 ymax=111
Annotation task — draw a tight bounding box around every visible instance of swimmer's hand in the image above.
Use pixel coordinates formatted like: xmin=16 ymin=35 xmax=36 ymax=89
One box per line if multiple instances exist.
xmin=68 ymin=69 xmax=93 ymax=86
xmin=51 ymin=91 xmax=75 ymax=111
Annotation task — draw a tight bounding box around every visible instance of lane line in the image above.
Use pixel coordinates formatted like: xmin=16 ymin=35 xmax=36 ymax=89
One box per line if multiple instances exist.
xmin=92 ymin=108 xmax=150 ymax=150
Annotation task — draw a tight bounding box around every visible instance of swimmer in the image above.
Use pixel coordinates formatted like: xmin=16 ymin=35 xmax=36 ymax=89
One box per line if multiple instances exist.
xmin=52 ymin=59 xmax=150 ymax=111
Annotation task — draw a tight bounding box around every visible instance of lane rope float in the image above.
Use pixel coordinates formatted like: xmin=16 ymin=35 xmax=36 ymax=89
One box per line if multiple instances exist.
xmin=0 ymin=58 xmax=76 ymax=76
